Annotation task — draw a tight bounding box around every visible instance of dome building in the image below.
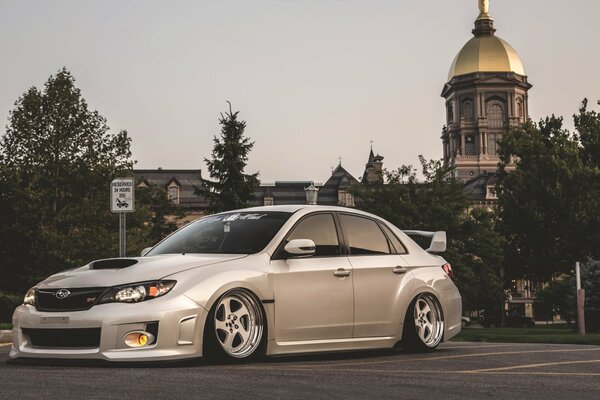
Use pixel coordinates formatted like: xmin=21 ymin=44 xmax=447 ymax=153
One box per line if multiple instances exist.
xmin=441 ymin=0 xmax=532 ymax=180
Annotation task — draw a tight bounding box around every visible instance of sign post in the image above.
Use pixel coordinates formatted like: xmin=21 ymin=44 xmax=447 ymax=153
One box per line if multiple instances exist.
xmin=110 ymin=178 xmax=135 ymax=257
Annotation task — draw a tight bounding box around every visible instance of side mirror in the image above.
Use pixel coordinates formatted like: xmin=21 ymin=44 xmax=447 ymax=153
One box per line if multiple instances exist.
xmin=284 ymin=239 xmax=316 ymax=256
xmin=140 ymin=247 xmax=152 ymax=257
xmin=427 ymin=231 xmax=447 ymax=253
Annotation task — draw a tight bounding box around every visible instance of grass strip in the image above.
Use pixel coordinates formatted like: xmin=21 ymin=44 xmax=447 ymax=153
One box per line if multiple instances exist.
xmin=454 ymin=325 xmax=600 ymax=346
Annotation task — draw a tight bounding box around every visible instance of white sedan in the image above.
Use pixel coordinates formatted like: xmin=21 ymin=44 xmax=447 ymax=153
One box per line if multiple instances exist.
xmin=10 ymin=205 xmax=461 ymax=362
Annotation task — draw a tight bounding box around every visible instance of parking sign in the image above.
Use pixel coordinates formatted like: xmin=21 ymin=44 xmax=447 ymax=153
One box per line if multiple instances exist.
xmin=110 ymin=178 xmax=135 ymax=213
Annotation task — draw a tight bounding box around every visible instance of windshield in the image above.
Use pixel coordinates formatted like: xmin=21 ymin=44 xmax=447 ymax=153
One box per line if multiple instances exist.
xmin=147 ymin=211 xmax=292 ymax=255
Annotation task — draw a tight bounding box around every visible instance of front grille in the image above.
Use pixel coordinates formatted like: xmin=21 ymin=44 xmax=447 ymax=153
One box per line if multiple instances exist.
xmin=22 ymin=328 xmax=101 ymax=348
xmin=36 ymin=287 xmax=107 ymax=311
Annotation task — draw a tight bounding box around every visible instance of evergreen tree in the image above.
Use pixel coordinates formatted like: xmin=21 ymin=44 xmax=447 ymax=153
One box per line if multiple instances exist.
xmin=196 ymin=102 xmax=259 ymax=213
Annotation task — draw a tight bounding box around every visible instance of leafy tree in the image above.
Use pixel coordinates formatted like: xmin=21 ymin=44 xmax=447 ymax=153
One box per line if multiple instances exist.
xmin=0 ymin=68 xmax=132 ymax=293
xmin=449 ymin=208 xmax=505 ymax=314
xmin=497 ymin=101 xmax=600 ymax=281
xmin=351 ymin=156 xmax=465 ymax=234
xmin=351 ymin=157 xmax=504 ymax=314
xmin=535 ymin=261 xmax=600 ymax=330
xmin=535 ymin=278 xmax=576 ymax=324
xmin=195 ymin=102 xmax=259 ymax=213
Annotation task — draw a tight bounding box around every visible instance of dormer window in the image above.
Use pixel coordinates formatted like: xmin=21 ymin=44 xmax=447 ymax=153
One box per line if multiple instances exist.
xmin=168 ymin=182 xmax=180 ymax=204
xmin=486 ymin=185 xmax=497 ymax=200
xmin=338 ymin=190 xmax=355 ymax=207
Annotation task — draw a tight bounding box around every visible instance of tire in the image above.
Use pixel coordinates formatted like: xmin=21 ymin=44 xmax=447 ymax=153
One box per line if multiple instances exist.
xmin=203 ymin=289 xmax=266 ymax=363
xmin=401 ymin=293 xmax=444 ymax=352
xmin=461 ymin=319 xmax=467 ymax=328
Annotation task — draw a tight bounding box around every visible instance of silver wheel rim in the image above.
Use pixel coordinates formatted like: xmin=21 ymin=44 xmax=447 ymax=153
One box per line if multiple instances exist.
xmin=214 ymin=290 xmax=263 ymax=358
xmin=414 ymin=293 xmax=444 ymax=347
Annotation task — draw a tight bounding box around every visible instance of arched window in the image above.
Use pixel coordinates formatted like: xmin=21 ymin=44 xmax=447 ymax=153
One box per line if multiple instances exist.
xmin=487 ymin=103 xmax=505 ymax=128
xmin=447 ymin=103 xmax=454 ymax=123
xmin=516 ymin=98 xmax=524 ymax=121
xmin=168 ymin=184 xmax=180 ymax=204
xmin=462 ymin=101 xmax=474 ymax=121
xmin=465 ymin=135 xmax=476 ymax=155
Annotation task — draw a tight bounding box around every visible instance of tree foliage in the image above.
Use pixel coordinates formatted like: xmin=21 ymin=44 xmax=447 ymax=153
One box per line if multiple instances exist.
xmin=350 ymin=157 xmax=504 ymax=313
xmin=196 ymin=103 xmax=259 ymax=213
xmin=0 ymin=68 xmax=134 ymax=292
xmin=497 ymin=100 xmax=600 ymax=280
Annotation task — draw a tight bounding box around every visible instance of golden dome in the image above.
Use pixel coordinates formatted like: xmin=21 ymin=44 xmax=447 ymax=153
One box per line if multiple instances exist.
xmin=448 ymin=34 xmax=525 ymax=81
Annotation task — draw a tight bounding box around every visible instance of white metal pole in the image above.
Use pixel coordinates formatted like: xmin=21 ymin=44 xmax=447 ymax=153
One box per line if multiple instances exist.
xmin=576 ymin=261 xmax=585 ymax=335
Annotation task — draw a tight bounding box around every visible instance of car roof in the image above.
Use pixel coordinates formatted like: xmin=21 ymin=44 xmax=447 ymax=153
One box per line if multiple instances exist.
xmin=235 ymin=204 xmax=375 ymax=216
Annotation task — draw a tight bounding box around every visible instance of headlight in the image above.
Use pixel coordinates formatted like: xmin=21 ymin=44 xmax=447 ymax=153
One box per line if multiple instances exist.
xmin=97 ymin=280 xmax=176 ymax=304
xmin=23 ymin=287 xmax=36 ymax=306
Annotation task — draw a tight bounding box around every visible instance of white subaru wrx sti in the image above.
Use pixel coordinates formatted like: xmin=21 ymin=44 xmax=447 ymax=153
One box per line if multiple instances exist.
xmin=10 ymin=205 xmax=461 ymax=362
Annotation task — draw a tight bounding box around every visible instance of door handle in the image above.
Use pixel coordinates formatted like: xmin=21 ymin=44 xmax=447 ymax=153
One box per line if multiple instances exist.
xmin=333 ymin=268 xmax=351 ymax=277
xmin=393 ymin=266 xmax=408 ymax=274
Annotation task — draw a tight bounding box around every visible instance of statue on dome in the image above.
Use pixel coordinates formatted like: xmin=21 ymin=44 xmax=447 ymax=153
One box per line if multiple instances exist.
xmin=478 ymin=0 xmax=489 ymax=15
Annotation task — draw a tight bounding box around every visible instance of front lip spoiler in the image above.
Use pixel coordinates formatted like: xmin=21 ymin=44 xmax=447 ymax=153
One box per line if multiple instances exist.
xmin=7 ymin=356 xmax=202 ymax=367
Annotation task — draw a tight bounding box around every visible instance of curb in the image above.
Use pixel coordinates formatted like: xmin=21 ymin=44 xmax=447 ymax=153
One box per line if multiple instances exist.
xmin=0 ymin=330 xmax=12 ymax=344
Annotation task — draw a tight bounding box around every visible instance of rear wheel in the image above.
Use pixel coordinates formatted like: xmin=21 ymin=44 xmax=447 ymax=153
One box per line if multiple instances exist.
xmin=402 ymin=293 xmax=444 ymax=352
xmin=203 ymin=289 xmax=265 ymax=362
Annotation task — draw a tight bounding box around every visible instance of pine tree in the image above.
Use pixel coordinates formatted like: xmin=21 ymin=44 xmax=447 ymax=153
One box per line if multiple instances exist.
xmin=196 ymin=102 xmax=259 ymax=213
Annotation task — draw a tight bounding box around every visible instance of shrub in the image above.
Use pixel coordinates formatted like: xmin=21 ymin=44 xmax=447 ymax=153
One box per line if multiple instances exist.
xmin=0 ymin=292 xmax=22 ymax=323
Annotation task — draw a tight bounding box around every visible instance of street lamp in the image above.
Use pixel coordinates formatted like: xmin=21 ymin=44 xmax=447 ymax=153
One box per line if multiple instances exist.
xmin=304 ymin=184 xmax=319 ymax=205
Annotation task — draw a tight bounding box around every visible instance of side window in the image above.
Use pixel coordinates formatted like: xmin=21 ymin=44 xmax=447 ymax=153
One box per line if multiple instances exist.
xmin=379 ymin=223 xmax=407 ymax=254
xmin=340 ymin=214 xmax=390 ymax=255
xmin=287 ymin=214 xmax=340 ymax=256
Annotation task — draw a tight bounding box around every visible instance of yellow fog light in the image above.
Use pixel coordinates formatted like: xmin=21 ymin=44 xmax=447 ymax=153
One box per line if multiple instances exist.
xmin=124 ymin=331 xmax=155 ymax=348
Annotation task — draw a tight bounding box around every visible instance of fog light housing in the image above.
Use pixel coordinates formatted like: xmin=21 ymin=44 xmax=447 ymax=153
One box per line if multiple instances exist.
xmin=124 ymin=331 xmax=155 ymax=348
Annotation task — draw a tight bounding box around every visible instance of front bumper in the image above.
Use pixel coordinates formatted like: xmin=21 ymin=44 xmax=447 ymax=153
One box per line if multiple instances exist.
xmin=9 ymin=293 xmax=208 ymax=362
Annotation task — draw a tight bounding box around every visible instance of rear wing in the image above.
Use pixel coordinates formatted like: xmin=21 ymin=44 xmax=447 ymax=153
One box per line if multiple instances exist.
xmin=403 ymin=230 xmax=446 ymax=253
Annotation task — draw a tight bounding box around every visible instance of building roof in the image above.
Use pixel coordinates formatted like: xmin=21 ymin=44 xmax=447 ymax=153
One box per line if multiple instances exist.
xmin=133 ymin=169 xmax=207 ymax=209
xmin=448 ymin=8 xmax=524 ymax=80
xmin=318 ymin=164 xmax=359 ymax=205
xmin=463 ymin=173 xmax=498 ymax=202
xmin=252 ymin=181 xmax=316 ymax=206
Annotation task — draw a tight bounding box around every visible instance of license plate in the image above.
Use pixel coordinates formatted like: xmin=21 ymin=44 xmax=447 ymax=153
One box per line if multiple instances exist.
xmin=40 ymin=316 xmax=69 ymax=324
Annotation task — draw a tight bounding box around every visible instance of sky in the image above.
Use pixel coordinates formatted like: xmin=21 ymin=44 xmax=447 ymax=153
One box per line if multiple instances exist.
xmin=1 ymin=0 xmax=600 ymax=183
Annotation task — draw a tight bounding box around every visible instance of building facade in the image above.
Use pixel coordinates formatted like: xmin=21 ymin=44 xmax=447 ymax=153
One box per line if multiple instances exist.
xmin=444 ymin=1 xmax=537 ymax=318
xmin=441 ymin=1 xmax=532 ymax=181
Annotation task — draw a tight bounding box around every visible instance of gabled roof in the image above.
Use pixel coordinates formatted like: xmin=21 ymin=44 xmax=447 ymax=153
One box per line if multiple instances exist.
xmin=319 ymin=164 xmax=359 ymax=205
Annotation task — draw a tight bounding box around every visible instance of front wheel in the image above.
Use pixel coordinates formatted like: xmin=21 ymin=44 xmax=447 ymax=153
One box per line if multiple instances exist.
xmin=203 ymin=289 xmax=266 ymax=362
xmin=401 ymin=293 xmax=444 ymax=352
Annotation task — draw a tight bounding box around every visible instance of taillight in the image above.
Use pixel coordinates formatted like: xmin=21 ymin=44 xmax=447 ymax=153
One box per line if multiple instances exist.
xmin=442 ymin=263 xmax=454 ymax=280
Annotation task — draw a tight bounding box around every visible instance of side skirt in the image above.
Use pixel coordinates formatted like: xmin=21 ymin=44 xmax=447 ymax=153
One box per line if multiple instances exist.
xmin=266 ymin=335 xmax=398 ymax=356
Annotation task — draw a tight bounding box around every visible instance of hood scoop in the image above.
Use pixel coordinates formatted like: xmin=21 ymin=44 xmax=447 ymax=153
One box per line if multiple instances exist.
xmin=90 ymin=258 xmax=139 ymax=270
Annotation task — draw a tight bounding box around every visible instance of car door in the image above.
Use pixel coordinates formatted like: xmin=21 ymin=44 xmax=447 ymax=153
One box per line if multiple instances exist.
xmin=270 ymin=212 xmax=354 ymax=341
xmin=338 ymin=213 xmax=410 ymax=338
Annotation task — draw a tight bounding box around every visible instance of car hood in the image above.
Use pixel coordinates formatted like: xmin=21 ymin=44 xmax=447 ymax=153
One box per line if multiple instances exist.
xmin=38 ymin=254 xmax=247 ymax=289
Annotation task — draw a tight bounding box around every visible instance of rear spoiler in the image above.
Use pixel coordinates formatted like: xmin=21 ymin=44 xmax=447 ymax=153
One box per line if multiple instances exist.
xmin=403 ymin=230 xmax=447 ymax=253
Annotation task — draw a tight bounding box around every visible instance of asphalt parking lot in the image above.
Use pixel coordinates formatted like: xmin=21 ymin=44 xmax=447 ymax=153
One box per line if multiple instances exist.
xmin=1 ymin=341 xmax=599 ymax=399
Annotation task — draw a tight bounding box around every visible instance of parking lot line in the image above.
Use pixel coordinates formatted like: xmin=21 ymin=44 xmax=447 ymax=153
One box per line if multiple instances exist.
xmin=466 ymin=358 xmax=600 ymax=373
xmin=255 ymin=347 xmax=600 ymax=370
